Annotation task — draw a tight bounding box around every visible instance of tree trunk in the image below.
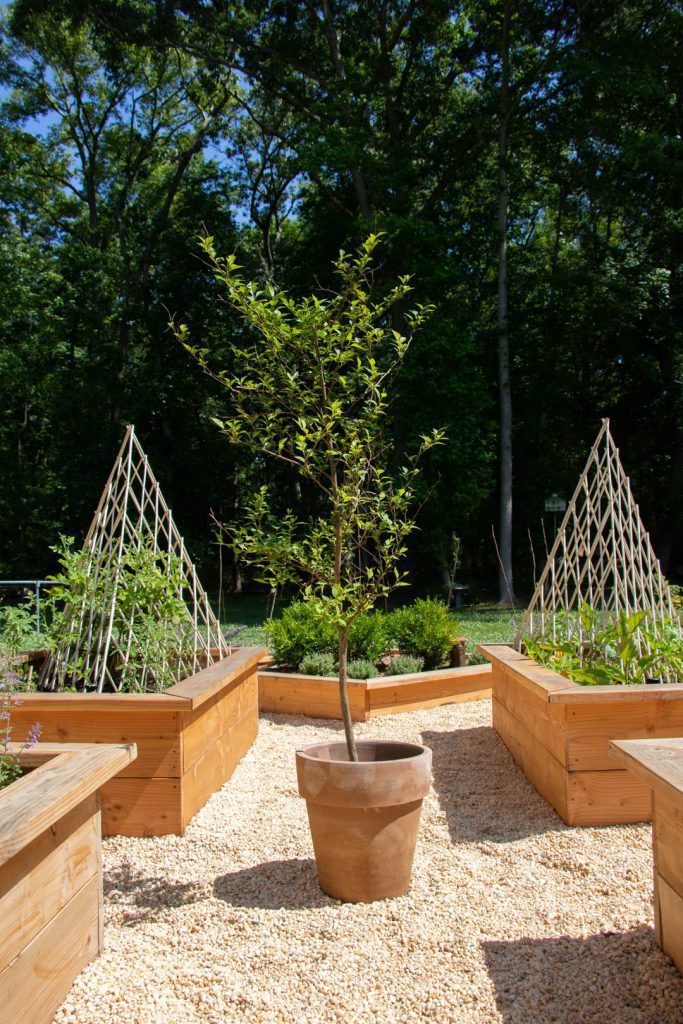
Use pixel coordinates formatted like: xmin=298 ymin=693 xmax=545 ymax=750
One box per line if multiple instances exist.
xmin=497 ymin=1 xmax=517 ymax=605
xmin=338 ymin=628 xmax=358 ymax=761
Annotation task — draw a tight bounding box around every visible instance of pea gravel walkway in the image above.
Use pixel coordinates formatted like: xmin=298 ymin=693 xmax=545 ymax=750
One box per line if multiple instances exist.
xmin=56 ymin=700 xmax=683 ymax=1024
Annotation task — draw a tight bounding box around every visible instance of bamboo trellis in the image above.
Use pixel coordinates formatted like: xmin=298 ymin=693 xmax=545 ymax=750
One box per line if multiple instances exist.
xmin=40 ymin=425 xmax=228 ymax=692
xmin=515 ymin=419 xmax=677 ymax=653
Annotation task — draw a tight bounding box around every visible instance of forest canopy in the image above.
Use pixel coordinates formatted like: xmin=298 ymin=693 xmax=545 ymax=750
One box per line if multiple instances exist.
xmin=0 ymin=0 xmax=680 ymax=599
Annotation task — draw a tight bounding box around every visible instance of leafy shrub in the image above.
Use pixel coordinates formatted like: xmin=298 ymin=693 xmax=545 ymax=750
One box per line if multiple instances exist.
xmin=385 ymin=599 xmax=458 ymax=670
xmin=266 ymin=601 xmax=337 ymax=667
xmin=348 ymin=612 xmax=388 ymax=662
xmin=347 ymin=658 xmax=377 ymax=680
xmin=384 ymin=654 xmax=424 ymax=676
xmin=298 ymin=652 xmax=337 ymax=677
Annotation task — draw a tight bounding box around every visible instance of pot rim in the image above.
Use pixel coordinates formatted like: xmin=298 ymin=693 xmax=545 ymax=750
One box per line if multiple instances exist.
xmin=296 ymin=739 xmax=430 ymax=767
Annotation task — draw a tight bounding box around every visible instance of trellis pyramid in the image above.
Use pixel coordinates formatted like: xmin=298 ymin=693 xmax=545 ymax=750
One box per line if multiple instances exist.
xmin=41 ymin=425 xmax=228 ymax=692
xmin=515 ymin=419 xmax=676 ymax=650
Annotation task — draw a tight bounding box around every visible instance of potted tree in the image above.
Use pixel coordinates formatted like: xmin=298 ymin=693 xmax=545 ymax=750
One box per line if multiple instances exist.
xmin=176 ymin=234 xmax=443 ymax=901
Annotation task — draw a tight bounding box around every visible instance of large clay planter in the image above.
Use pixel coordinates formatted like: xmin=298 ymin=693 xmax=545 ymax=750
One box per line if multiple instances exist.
xmin=296 ymin=739 xmax=432 ymax=902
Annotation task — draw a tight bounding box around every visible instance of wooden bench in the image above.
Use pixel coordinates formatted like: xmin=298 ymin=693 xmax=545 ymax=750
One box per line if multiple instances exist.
xmin=610 ymin=738 xmax=683 ymax=974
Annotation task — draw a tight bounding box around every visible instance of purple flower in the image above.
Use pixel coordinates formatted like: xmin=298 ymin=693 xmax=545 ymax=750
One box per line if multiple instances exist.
xmin=27 ymin=722 xmax=41 ymax=746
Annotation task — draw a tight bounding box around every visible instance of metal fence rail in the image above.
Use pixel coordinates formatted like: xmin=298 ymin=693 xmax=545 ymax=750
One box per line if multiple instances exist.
xmin=0 ymin=580 xmax=58 ymax=634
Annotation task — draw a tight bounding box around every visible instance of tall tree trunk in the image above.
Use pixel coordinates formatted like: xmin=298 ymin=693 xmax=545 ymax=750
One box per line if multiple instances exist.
xmin=338 ymin=627 xmax=358 ymax=761
xmin=497 ymin=1 xmax=516 ymax=605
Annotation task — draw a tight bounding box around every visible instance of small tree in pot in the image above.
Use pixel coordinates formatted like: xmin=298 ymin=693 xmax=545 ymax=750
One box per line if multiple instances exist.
xmin=175 ymin=234 xmax=443 ymax=899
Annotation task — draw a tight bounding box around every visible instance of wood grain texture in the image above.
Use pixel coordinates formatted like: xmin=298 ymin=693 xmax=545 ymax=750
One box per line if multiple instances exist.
xmin=11 ymin=707 xmax=180 ymax=778
xmin=7 ymin=650 xmax=262 ymax=837
xmin=567 ymin=704 xmax=683 ymax=772
xmin=484 ymin=647 xmax=683 ymax=827
xmin=99 ymin=777 xmax=182 ymax=837
xmin=492 ymin=697 xmax=568 ymax=821
xmin=259 ymin=665 xmax=492 ymax=721
xmin=182 ymin=671 xmax=258 ymax=773
xmin=0 ymin=745 xmax=135 ymax=866
xmin=259 ymin=673 xmax=368 ymax=720
xmin=0 ymin=873 xmax=100 ymax=1024
xmin=656 ymin=873 xmax=683 ymax=975
xmin=653 ymin=795 xmax=683 ymax=897
xmin=565 ymin=769 xmax=651 ymax=826
xmin=168 ymin=647 xmax=266 ymax=708
xmin=0 ymin=796 xmax=99 ymax=971
xmin=492 ymin=667 xmax=567 ymax=766
xmin=181 ymin=706 xmax=258 ymax=830
xmin=609 ymin=739 xmax=683 ymax=812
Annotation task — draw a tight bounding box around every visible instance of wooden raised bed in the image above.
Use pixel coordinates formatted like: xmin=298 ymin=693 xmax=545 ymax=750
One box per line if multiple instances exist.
xmin=479 ymin=644 xmax=683 ymax=826
xmin=259 ymin=662 xmax=492 ymax=720
xmin=0 ymin=742 xmax=136 ymax=1024
xmin=10 ymin=646 xmax=265 ymax=837
xmin=610 ymin=738 xmax=683 ymax=973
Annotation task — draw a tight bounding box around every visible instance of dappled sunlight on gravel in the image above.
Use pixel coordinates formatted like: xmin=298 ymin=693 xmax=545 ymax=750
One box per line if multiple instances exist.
xmin=55 ymin=701 xmax=683 ymax=1024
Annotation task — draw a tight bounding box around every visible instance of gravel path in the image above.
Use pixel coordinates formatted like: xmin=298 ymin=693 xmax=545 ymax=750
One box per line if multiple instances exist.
xmin=56 ymin=701 xmax=683 ymax=1024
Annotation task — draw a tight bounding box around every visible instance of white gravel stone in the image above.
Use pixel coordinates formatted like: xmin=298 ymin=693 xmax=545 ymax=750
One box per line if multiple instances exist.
xmin=54 ymin=701 xmax=683 ymax=1023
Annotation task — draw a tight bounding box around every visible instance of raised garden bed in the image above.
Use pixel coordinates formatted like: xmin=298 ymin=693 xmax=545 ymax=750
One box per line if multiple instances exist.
xmin=258 ymin=662 xmax=492 ymax=720
xmin=10 ymin=646 xmax=265 ymax=837
xmin=479 ymin=644 xmax=683 ymax=826
xmin=610 ymin=738 xmax=683 ymax=975
xmin=0 ymin=742 xmax=136 ymax=1024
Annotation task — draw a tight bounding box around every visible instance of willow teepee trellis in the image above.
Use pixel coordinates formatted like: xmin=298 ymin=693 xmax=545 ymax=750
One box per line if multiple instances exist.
xmin=515 ymin=419 xmax=676 ymax=652
xmin=41 ymin=425 xmax=228 ymax=692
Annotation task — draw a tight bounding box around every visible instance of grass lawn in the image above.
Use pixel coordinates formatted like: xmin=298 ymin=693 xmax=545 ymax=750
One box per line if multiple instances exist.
xmin=220 ymin=594 xmax=520 ymax=658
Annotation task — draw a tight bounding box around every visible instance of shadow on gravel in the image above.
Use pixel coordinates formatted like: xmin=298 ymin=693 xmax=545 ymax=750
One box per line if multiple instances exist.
xmin=423 ymin=725 xmax=564 ymax=843
xmin=214 ymin=857 xmax=331 ymax=909
xmin=483 ymin=925 xmax=683 ymax=1023
xmin=104 ymin=862 xmax=205 ymax=925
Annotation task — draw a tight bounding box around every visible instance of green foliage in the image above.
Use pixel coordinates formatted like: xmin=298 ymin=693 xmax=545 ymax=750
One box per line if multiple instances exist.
xmin=265 ymin=602 xmax=337 ymax=668
xmin=525 ymin=604 xmax=683 ymax=685
xmin=0 ymin=602 xmax=44 ymax=654
xmin=384 ymin=655 xmax=424 ymax=676
xmin=298 ymin=652 xmax=337 ymax=677
xmin=178 ymin=235 xmax=444 ymax=753
xmin=385 ymin=599 xmax=459 ymax=671
xmin=348 ymin=613 xmax=387 ymax=663
xmin=47 ymin=536 xmax=193 ymax=693
xmin=346 ymin=658 xmax=377 ymax=680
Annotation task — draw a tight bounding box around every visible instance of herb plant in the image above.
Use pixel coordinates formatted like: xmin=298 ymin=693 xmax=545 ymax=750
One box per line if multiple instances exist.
xmin=0 ymin=652 xmax=41 ymax=790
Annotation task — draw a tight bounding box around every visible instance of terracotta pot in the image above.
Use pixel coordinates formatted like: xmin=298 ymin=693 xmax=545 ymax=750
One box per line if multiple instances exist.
xmin=296 ymin=739 xmax=432 ymax=902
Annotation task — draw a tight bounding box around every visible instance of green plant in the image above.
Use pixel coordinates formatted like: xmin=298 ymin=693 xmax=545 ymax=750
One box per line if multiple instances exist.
xmin=177 ymin=234 xmax=443 ymax=759
xmin=525 ymin=603 xmax=683 ymax=685
xmin=299 ymin=652 xmax=337 ymax=677
xmin=266 ymin=602 xmax=338 ymax=667
xmin=346 ymin=658 xmax=377 ymax=680
xmin=386 ymin=598 xmax=458 ymax=670
xmin=348 ymin=613 xmax=388 ymax=663
xmin=0 ymin=601 xmax=44 ymax=655
xmin=47 ymin=536 xmax=194 ymax=693
xmin=0 ymin=652 xmax=40 ymax=790
xmin=384 ymin=654 xmax=424 ymax=676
